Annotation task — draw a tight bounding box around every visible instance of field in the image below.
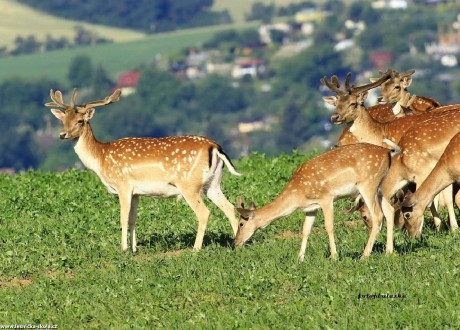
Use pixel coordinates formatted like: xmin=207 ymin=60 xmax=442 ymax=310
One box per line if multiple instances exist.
xmin=0 ymin=0 xmax=146 ymax=50
xmin=0 ymin=22 xmax=257 ymax=84
xmin=1 ymin=152 xmax=460 ymax=328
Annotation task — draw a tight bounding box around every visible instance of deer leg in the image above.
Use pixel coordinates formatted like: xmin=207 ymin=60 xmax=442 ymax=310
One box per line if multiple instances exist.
xmin=181 ymin=188 xmax=211 ymax=251
xmin=431 ymin=194 xmax=442 ymax=230
xmin=118 ymin=189 xmax=134 ymax=251
xmin=129 ymin=195 xmax=140 ymax=252
xmin=442 ymin=185 xmax=458 ymax=231
xmin=322 ymin=201 xmax=337 ymax=259
xmin=298 ymin=211 xmax=317 ymax=262
xmin=359 ymin=185 xmax=383 ymax=258
xmin=206 ymin=175 xmax=238 ymax=237
xmin=380 ymin=165 xmax=408 ymax=255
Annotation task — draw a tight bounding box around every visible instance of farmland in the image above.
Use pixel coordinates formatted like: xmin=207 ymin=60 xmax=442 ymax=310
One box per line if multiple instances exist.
xmin=0 ymin=22 xmax=258 ymax=84
xmin=1 ymin=152 xmax=460 ymax=328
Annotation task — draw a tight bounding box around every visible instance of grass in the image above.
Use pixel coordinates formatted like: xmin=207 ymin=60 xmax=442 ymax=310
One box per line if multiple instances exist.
xmin=0 ymin=0 xmax=146 ymax=49
xmin=1 ymin=152 xmax=460 ymax=328
xmin=0 ymin=22 xmax=258 ymax=84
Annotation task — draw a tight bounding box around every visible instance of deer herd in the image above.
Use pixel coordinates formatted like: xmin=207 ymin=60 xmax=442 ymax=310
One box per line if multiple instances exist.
xmin=46 ymin=67 xmax=460 ymax=260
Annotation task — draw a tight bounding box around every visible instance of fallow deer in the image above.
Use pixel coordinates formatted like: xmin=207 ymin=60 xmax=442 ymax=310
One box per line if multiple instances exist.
xmin=46 ymin=88 xmax=241 ymax=252
xmin=380 ymin=110 xmax=460 ymax=252
xmin=235 ymin=142 xmax=399 ymax=260
xmin=371 ymin=69 xmax=442 ymax=117
xmin=402 ymin=131 xmax=460 ymax=237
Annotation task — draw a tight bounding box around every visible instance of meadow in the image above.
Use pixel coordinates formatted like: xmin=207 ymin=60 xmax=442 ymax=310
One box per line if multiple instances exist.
xmin=1 ymin=152 xmax=460 ymax=328
xmin=0 ymin=22 xmax=258 ymax=85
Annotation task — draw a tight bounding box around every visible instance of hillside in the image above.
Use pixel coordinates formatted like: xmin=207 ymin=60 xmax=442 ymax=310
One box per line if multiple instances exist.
xmin=0 ymin=22 xmax=257 ymax=84
xmin=0 ymin=0 xmax=146 ymax=50
xmin=212 ymin=0 xmax=307 ymax=23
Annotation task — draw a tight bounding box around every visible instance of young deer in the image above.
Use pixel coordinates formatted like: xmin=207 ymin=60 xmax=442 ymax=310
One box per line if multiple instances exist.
xmin=235 ymin=143 xmax=399 ymax=260
xmin=46 ymin=88 xmax=240 ymax=252
xmin=402 ymin=132 xmax=460 ymax=237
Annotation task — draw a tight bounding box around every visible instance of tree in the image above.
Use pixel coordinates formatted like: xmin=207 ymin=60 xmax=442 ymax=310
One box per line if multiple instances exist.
xmin=67 ymin=55 xmax=94 ymax=88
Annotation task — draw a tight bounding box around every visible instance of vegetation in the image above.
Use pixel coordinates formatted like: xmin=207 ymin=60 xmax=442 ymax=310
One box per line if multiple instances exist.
xmin=17 ymin=0 xmax=231 ymax=33
xmin=1 ymin=153 xmax=460 ymax=327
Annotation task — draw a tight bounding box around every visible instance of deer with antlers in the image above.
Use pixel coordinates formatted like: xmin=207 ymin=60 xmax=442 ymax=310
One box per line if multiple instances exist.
xmin=46 ymin=88 xmax=241 ymax=252
xmin=401 ymin=131 xmax=460 ymax=237
xmin=323 ymin=73 xmax=460 ymax=251
xmin=370 ymin=69 xmax=442 ymax=117
xmin=235 ymin=142 xmax=399 ymax=260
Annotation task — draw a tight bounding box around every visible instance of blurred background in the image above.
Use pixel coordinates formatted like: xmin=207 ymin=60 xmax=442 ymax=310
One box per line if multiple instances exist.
xmin=0 ymin=0 xmax=458 ymax=171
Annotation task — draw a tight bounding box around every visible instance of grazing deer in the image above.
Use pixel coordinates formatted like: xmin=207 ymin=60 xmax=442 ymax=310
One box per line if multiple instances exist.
xmin=402 ymin=132 xmax=460 ymax=237
xmin=380 ymin=110 xmax=460 ymax=250
xmin=235 ymin=142 xmax=399 ymax=260
xmin=46 ymin=88 xmax=241 ymax=252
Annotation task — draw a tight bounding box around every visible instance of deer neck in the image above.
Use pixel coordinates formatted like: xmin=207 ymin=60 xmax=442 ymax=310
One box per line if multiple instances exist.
xmin=412 ymin=163 xmax=453 ymax=213
xmin=393 ymin=91 xmax=415 ymax=116
xmin=73 ymin=124 xmax=104 ymax=173
xmin=252 ymin=190 xmax=303 ymax=229
xmin=349 ymin=107 xmax=385 ymax=146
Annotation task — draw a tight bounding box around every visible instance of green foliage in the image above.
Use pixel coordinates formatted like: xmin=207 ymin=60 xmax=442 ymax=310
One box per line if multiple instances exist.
xmin=17 ymin=0 xmax=225 ymax=33
xmin=1 ymin=154 xmax=460 ymax=327
xmin=67 ymin=54 xmax=94 ymax=88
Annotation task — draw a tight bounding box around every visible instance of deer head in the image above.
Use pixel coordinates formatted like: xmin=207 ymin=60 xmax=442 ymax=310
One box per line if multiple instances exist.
xmin=400 ymin=191 xmax=424 ymax=238
xmin=235 ymin=196 xmax=258 ymax=246
xmin=371 ymin=69 xmax=415 ymax=104
xmin=321 ymin=71 xmax=391 ymax=124
xmin=45 ymin=88 xmax=121 ymax=140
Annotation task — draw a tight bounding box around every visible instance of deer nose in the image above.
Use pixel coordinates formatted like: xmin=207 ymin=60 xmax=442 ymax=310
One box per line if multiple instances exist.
xmin=331 ymin=114 xmax=341 ymax=123
xmin=59 ymin=132 xmax=68 ymax=139
xmin=377 ymin=96 xmax=384 ymax=103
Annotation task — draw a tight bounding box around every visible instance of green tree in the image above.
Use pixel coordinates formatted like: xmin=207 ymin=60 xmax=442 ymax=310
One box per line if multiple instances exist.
xmin=67 ymin=54 xmax=94 ymax=88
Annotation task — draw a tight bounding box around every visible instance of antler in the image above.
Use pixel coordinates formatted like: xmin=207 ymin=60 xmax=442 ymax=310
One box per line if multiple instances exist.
xmin=45 ymin=88 xmax=122 ymax=112
xmin=320 ymin=75 xmax=345 ymax=95
xmin=82 ymin=89 xmax=122 ymax=109
xmin=398 ymin=69 xmax=415 ymax=78
xmin=348 ymin=70 xmax=392 ymax=95
xmin=45 ymin=90 xmax=68 ymax=109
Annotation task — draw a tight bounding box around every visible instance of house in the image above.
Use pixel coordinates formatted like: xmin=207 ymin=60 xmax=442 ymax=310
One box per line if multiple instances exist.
xmin=231 ymin=59 xmax=264 ymax=79
xmin=372 ymin=0 xmax=408 ymax=9
xmin=369 ymin=51 xmax=393 ymax=69
xmin=116 ymin=71 xmax=140 ymax=96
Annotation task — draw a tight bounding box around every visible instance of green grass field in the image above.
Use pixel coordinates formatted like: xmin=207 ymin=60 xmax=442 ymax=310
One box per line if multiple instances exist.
xmin=1 ymin=152 xmax=460 ymax=328
xmin=0 ymin=0 xmax=146 ymax=49
xmin=0 ymin=22 xmax=258 ymax=85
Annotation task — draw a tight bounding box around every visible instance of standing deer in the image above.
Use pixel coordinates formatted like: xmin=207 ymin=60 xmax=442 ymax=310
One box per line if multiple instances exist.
xmin=235 ymin=142 xmax=399 ymax=260
xmin=46 ymin=88 xmax=241 ymax=252
xmin=402 ymin=131 xmax=460 ymax=237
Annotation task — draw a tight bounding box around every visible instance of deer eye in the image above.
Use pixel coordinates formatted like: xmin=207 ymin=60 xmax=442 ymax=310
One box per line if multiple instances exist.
xmin=350 ymin=102 xmax=357 ymax=108
xmin=395 ymin=86 xmax=401 ymax=90
xmin=77 ymin=119 xmax=84 ymax=125
xmin=239 ymin=222 xmax=245 ymax=228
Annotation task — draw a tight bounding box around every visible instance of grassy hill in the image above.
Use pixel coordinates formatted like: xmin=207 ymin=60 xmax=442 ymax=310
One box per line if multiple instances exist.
xmin=0 ymin=0 xmax=146 ymax=50
xmin=212 ymin=0 xmax=308 ymax=23
xmin=0 ymin=22 xmax=257 ymax=85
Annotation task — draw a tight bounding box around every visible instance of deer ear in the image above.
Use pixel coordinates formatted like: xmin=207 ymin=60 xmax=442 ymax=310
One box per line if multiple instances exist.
xmin=236 ymin=208 xmax=255 ymax=220
xmin=402 ymin=77 xmax=412 ymax=89
xmin=249 ymin=201 xmax=256 ymax=210
xmin=84 ymin=108 xmax=95 ymax=121
xmin=357 ymin=91 xmax=368 ymax=103
xmin=323 ymin=96 xmax=337 ymax=106
xmin=50 ymin=109 xmax=65 ymax=120
xmin=236 ymin=196 xmax=245 ymax=209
